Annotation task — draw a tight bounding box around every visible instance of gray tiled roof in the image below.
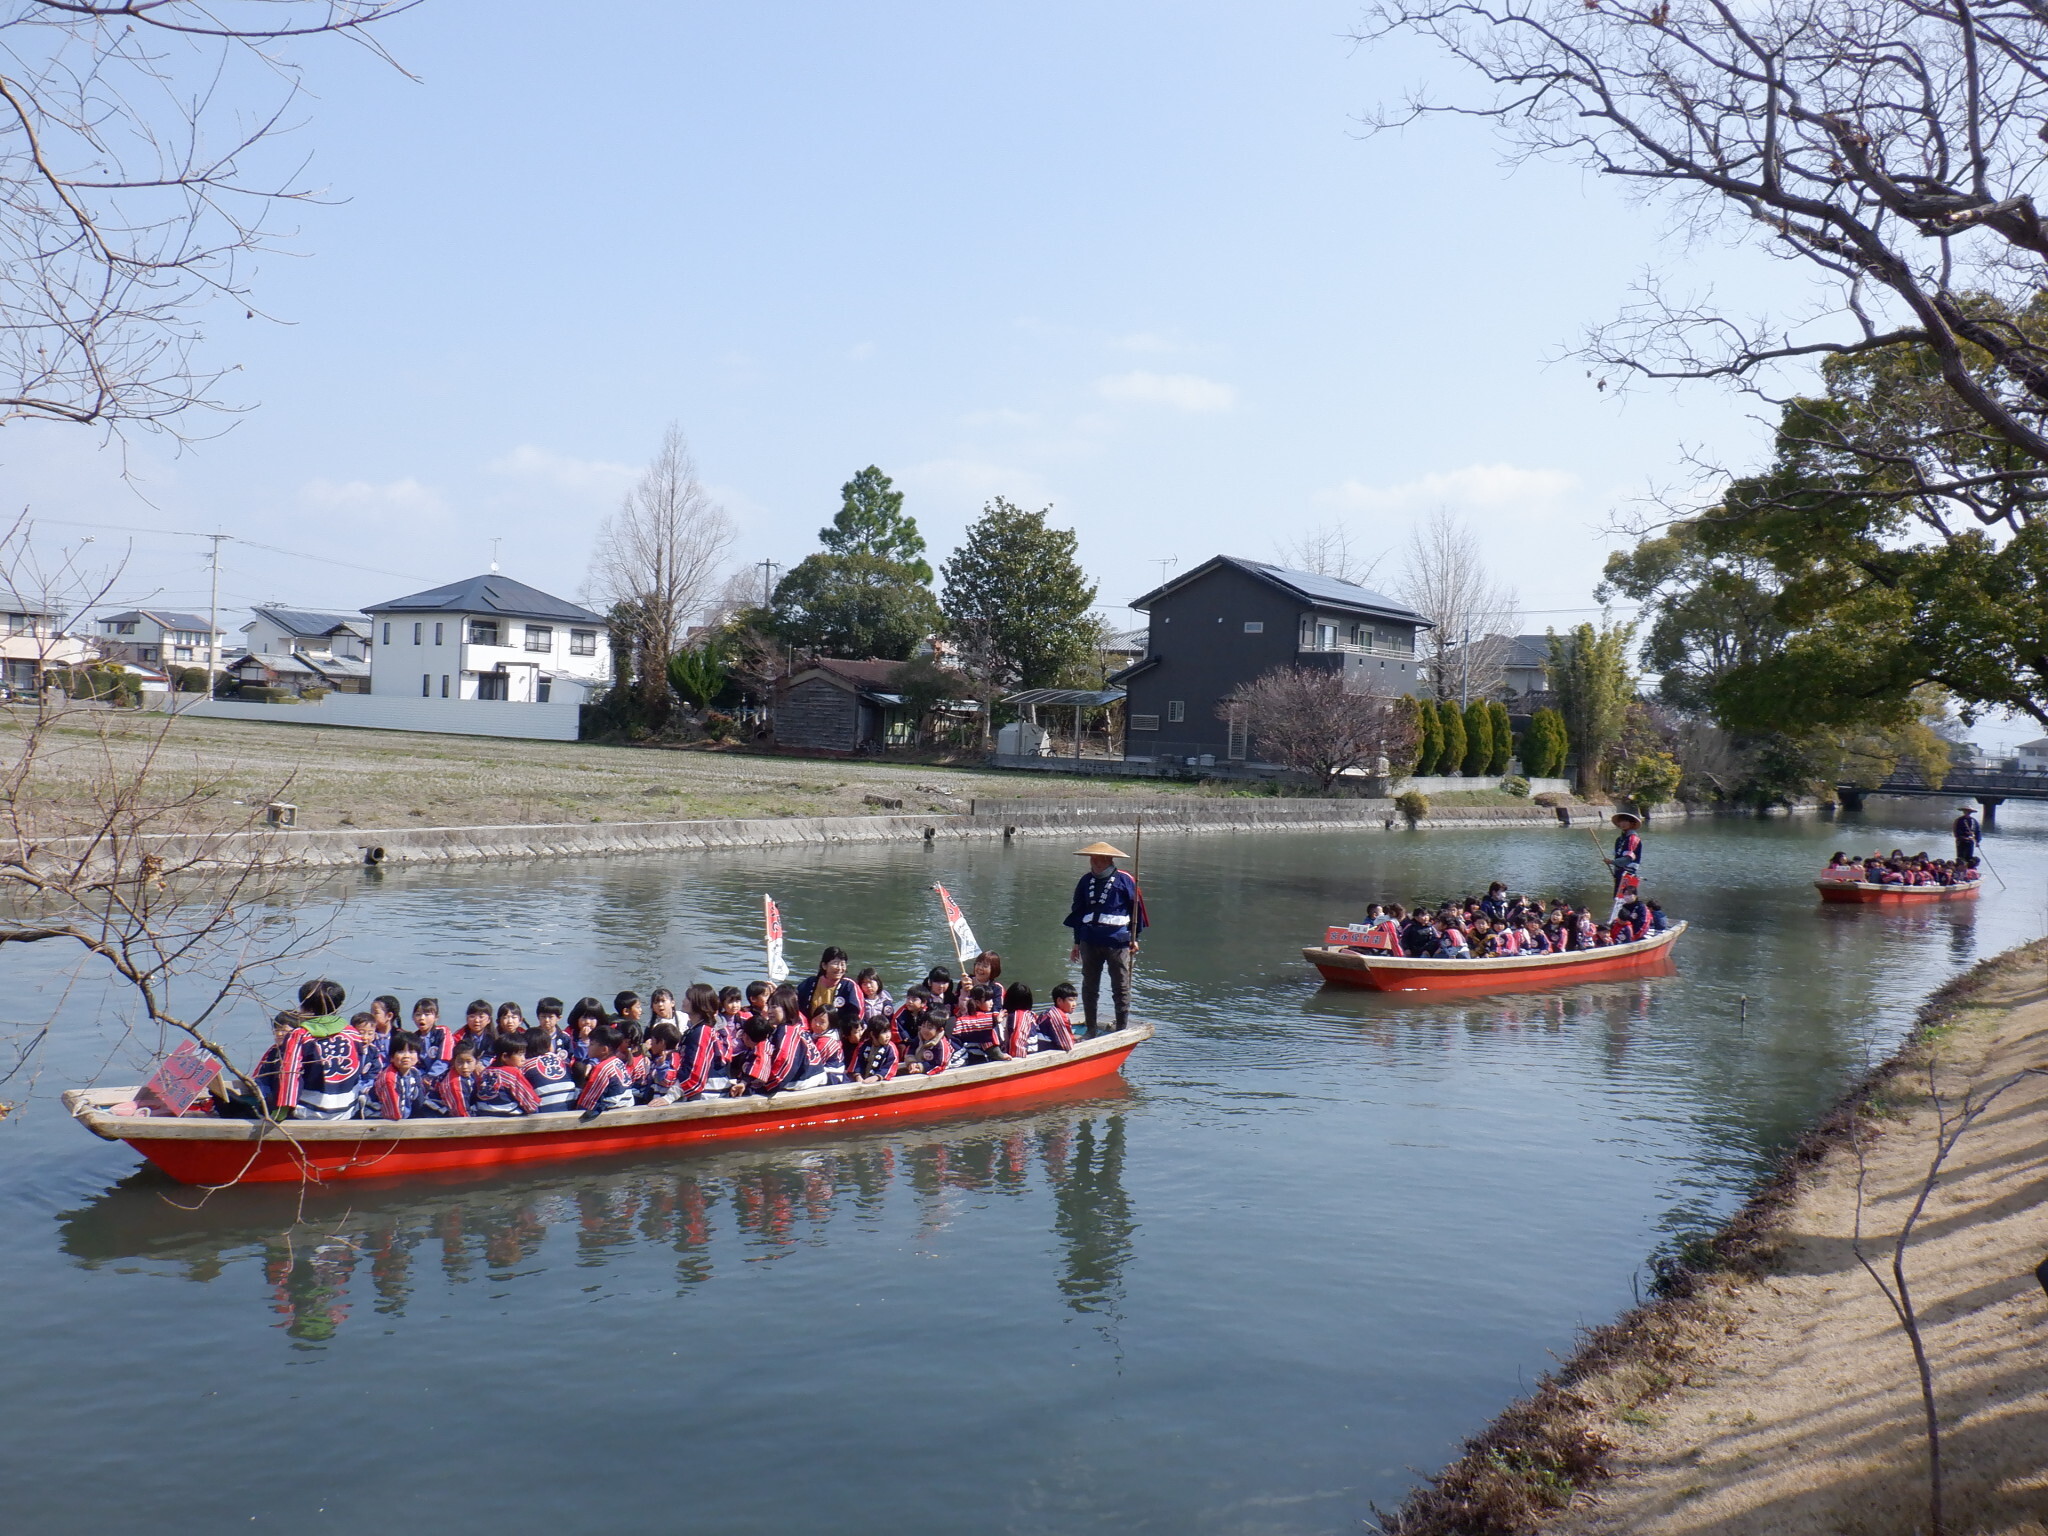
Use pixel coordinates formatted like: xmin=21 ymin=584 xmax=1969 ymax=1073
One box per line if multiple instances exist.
xmin=1128 ymin=555 xmax=1430 ymax=625
xmin=366 ymin=574 xmax=604 ymax=623
xmin=250 ymin=604 xmax=369 ymax=638
xmin=98 ymin=608 xmax=222 ymax=631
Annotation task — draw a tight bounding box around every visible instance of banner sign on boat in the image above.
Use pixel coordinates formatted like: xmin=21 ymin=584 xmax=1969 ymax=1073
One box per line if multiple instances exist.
xmin=932 ymin=883 xmax=980 ymax=968
xmin=763 ymin=894 xmax=790 ymax=982
xmin=135 ymin=1039 xmax=221 ymax=1116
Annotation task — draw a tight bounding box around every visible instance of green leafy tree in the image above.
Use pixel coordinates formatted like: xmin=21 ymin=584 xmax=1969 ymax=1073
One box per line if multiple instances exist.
xmin=1521 ymin=707 xmax=1568 ymax=778
xmin=1410 ymin=697 xmax=1442 ymax=774
xmin=940 ymin=499 xmax=1101 ymax=700
xmin=1460 ymin=699 xmax=1492 ymax=776
xmin=666 ymin=640 xmax=729 ymax=714
xmin=1613 ymin=750 xmax=1683 ymax=811
xmin=1392 ymin=696 xmax=1428 ymax=774
xmin=770 ymin=551 xmax=941 ymax=661
xmin=1550 ymin=623 xmax=1637 ymax=795
xmin=819 ymin=466 xmax=932 ymax=583
xmin=1486 ymin=700 xmax=1512 ymax=775
xmin=1436 ymin=695 xmax=1466 ymax=776
xmin=887 ymin=656 xmax=973 ymax=745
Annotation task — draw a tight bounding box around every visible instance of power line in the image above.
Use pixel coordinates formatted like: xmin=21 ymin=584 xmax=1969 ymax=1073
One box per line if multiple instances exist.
xmin=16 ymin=517 xmax=428 ymax=582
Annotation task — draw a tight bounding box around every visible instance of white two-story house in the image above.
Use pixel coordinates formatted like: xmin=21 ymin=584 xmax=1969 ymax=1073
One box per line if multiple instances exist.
xmin=96 ymin=609 xmax=227 ymax=669
xmin=241 ymin=605 xmax=371 ymax=661
xmin=0 ymin=592 xmax=94 ymax=691
xmin=365 ymin=574 xmax=610 ymax=705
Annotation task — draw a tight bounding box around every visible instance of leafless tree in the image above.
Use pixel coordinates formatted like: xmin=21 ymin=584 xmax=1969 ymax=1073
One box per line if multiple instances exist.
xmin=587 ymin=425 xmax=737 ymax=729
xmin=1360 ymin=0 xmax=2048 ymax=523
xmin=0 ymin=517 xmax=342 ymax=1137
xmin=1398 ymin=510 xmax=1521 ymax=703
xmin=1221 ymin=664 xmax=1418 ymax=791
xmin=0 ymin=1 xmax=421 ymax=433
xmin=1275 ymin=522 xmax=1384 ymax=587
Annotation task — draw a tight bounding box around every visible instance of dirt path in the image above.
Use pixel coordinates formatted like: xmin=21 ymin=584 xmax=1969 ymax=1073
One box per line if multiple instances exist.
xmin=1394 ymin=942 xmax=2048 ymax=1536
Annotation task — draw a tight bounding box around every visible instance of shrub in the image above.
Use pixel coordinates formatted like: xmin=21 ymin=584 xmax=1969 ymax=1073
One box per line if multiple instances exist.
xmin=1462 ymin=699 xmax=1493 ymax=775
xmin=173 ymin=666 xmax=210 ymax=693
xmin=1487 ymin=700 xmax=1513 ymax=775
xmin=1394 ymin=789 xmax=1430 ymax=826
xmin=1500 ymin=775 xmax=1531 ymax=797
xmin=1533 ymin=790 xmax=1568 ymax=807
xmin=703 ymin=710 xmax=739 ymax=742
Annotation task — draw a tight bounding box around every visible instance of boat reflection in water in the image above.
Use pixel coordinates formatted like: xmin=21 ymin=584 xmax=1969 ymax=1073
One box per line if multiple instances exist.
xmin=1308 ymin=978 xmax=1666 ymax=1067
xmin=57 ymin=1088 xmax=1135 ymax=1347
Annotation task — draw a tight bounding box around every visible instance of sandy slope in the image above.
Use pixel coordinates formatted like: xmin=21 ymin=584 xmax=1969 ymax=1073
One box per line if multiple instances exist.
xmin=1563 ymin=950 xmax=2048 ymax=1536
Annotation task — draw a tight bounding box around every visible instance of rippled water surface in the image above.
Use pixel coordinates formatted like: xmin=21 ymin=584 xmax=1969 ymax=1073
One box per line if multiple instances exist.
xmin=4 ymin=803 xmax=2045 ymax=1534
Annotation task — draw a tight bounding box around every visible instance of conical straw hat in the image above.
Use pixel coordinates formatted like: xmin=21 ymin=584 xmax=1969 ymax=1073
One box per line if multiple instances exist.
xmin=1074 ymin=841 xmax=1130 ymax=858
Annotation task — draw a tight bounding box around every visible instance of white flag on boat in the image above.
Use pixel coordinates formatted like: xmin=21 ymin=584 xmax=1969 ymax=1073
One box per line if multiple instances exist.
xmin=763 ymin=894 xmax=790 ymax=982
xmin=932 ymin=883 xmax=980 ymax=968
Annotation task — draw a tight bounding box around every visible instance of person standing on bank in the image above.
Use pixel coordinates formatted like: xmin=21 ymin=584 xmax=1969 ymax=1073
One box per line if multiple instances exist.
xmin=1065 ymin=841 xmax=1148 ymax=1036
xmin=1953 ymin=804 xmax=1983 ymax=867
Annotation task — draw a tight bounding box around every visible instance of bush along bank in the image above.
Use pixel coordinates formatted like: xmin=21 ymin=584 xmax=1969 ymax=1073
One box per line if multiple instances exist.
xmin=1379 ymin=938 xmax=2048 ymax=1536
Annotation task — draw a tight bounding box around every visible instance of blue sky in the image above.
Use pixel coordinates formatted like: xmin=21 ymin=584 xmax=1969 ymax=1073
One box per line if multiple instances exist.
xmin=7 ymin=2 xmax=1821 ymax=690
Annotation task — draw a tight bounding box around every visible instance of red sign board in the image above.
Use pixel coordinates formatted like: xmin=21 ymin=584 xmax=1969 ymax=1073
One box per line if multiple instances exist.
xmin=135 ymin=1039 xmax=221 ymax=1116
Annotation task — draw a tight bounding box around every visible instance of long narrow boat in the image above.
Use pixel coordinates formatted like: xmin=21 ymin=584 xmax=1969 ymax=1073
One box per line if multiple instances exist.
xmin=1814 ymin=879 xmax=1982 ymax=905
xmin=63 ymin=1025 xmax=1151 ymax=1187
xmin=1303 ymin=923 xmax=1687 ymax=994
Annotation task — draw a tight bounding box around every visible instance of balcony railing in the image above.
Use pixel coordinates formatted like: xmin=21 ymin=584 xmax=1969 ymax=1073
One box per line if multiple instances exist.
xmin=1298 ymin=639 xmax=1414 ymax=660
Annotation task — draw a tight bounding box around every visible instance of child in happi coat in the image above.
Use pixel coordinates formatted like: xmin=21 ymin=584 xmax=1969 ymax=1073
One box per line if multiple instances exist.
xmin=614 ymin=991 xmax=644 ymax=1028
xmin=645 ymin=1021 xmax=684 ymax=1100
xmin=411 ymin=997 xmax=453 ymax=1079
xmin=253 ymin=1009 xmax=302 ymax=1112
xmin=852 ymin=1014 xmax=900 ymax=1082
xmin=455 ymin=999 xmax=496 ymax=1064
xmin=904 ymin=1015 xmax=952 ymax=1075
xmin=365 ymin=1033 xmax=430 ymax=1120
xmin=855 ymin=967 xmax=894 ymax=1024
xmin=718 ymin=986 xmax=746 ymax=1023
xmin=272 ymin=980 xmax=369 ymax=1121
xmin=889 ymin=987 xmax=933 ymax=1052
xmin=535 ymin=997 xmax=572 ymax=1055
xmin=576 ymin=1025 xmax=638 ymax=1116
xmin=804 ymin=1001 xmax=847 ymax=1085
xmin=365 ymin=996 xmax=401 ymax=1070
xmin=564 ymin=998 xmax=606 ymax=1064
xmin=520 ymin=1025 xmax=579 ymax=1113
xmin=426 ymin=1045 xmax=482 ymax=1117
xmin=1038 ymin=983 xmax=1081 ymax=1052
xmin=997 ymin=982 xmax=1039 ymax=1059
xmin=675 ymin=985 xmax=734 ymax=1100
xmin=495 ymin=1000 xmax=526 ymax=1036
xmin=472 ymin=1037 xmax=541 ymax=1116
xmin=649 ymin=987 xmax=679 ymax=1030
xmin=351 ymin=1012 xmax=386 ymax=1077
xmin=949 ymin=984 xmax=1001 ymax=1064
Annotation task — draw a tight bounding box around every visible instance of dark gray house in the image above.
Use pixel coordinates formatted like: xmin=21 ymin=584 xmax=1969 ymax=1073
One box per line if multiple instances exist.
xmin=1114 ymin=556 xmax=1430 ymax=766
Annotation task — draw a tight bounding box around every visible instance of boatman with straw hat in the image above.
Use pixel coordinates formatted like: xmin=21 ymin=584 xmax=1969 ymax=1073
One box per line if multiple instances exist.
xmin=1608 ymin=810 xmax=1644 ymax=920
xmin=1065 ymin=841 xmax=1148 ymax=1036
xmin=1953 ymin=804 xmax=1983 ymax=867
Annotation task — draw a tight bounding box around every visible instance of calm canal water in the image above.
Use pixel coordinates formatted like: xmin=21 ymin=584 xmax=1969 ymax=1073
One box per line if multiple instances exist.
xmin=4 ymin=802 xmax=2046 ymax=1534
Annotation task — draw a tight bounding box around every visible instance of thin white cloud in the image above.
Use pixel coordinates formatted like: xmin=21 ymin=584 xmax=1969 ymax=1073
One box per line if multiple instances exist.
xmin=297 ymin=477 xmax=448 ymax=519
xmin=902 ymin=457 xmax=1054 ymax=509
xmin=1317 ymin=464 xmax=1578 ymax=513
xmin=485 ymin=445 xmax=637 ymax=498
xmin=1095 ymin=370 xmax=1237 ymax=413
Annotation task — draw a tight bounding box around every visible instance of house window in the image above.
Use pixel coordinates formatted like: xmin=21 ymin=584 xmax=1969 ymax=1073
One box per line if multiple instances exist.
xmin=141 ymin=647 xmax=157 ymax=661
xmin=525 ymin=624 xmax=552 ymax=652
xmin=1351 ymin=623 xmax=1369 ymax=647
xmin=570 ymin=629 xmax=597 ymax=656
xmin=477 ymin=671 xmax=507 ymax=700
xmin=468 ymin=620 xmax=499 ymax=646
xmin=1227 ymin=705 xmax=1249 ymax=760
xmin=174 ymin=647 xmax=192 ymax=660
xmin=537 ymin=677 xmax=552 ymax=703
xmin=110 ymin=621 xmax=137 ymax=635
xmin=1243 ymin=620 xmax=1263 ymax=634
xmin=413 ymin=622 xmax=423 ymax=645
xmin=382 ymin=622 xmax=391 ymax=645
xmin=441 ymin=675 xmax=450 ymax=698
xmin=6 ymin=614 xmax=28 ymax=635
xmin=421 ymin=673 xmax=431 ymax=697
xmin=434 ymin=622 xmax=444 ymax=646
xmin=1167 ymin=700 xmax=1185 ymax=723
xmin=1130 ymin=713 xmax=1160 ymax=732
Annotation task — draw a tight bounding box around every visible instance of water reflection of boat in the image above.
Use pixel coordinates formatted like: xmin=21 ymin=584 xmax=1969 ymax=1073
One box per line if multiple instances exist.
xmin=1302 ymin=923 xmax=1686 ymax=994
xmin=62 ymin=1026 xmax=1151 ymax=1186
xmin=57 ymin=1099 xmax=1135 ymax=1344
xmin=1814 ymin=878 xmax=1981 ymax=905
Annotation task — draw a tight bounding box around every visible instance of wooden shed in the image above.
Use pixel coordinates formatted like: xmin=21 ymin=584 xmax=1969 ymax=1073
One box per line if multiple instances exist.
xmin=771 ymin=659 xmax=908 ymax=754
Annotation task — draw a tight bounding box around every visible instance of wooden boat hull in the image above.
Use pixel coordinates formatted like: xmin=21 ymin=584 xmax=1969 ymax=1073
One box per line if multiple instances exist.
xmin=1815 ymin=880 xmax=1981 ymax=904
xmin=64 ymin=1025 xmax=1151 ymax=1187
xmin=1303 ymin=922 xmax=1686 ymax=994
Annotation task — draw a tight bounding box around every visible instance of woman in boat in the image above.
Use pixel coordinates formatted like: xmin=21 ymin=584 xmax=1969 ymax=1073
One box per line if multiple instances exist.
xmin=795 ymin=947 xmax=861 ymax=1019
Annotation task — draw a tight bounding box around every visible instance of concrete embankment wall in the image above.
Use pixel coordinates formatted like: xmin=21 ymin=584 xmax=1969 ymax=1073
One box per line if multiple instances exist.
xmin=73 ymin=796 xmax=1596 ymax=872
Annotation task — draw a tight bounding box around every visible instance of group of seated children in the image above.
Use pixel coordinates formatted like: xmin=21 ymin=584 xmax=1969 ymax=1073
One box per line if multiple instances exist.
xmin=248 ymin=946 xmax=1083 ymax=1123
xmin=1342 ymin=883 xmax=1672 ymax=959
xmin=1822 ymin=850 xmax=1982 ymax=886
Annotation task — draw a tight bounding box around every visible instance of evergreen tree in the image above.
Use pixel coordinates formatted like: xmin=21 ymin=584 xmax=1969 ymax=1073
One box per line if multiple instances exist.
xmin=1412 ymin=697 xmax=1443 ymax=774
xmin=1487 ymin=700 xmax=1513 ymax=775
xmin=1550 ymin=623 xmax=1637 ymax=795
xmin=1527 ymin=707 xmax=1569 ymax=777
xmin=1461 ymin=699 xmax=1492 ymax=776
xmin=770 ymin=551 xmax=941 ymax=661
xmin=940 ymin=499 xmax=1101 ymax=696
xmin=819 ymin=466 xmax=932 ymax=582
xmin=1437 ymin=696 xmax=1467 ymax=775
xmin=1394 ymin=696 xmax=1429 ymax=774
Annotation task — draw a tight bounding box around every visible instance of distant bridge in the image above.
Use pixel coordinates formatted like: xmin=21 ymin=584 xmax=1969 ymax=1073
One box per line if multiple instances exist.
xmin=1837 ymin=768 xmax=2048 ymax=822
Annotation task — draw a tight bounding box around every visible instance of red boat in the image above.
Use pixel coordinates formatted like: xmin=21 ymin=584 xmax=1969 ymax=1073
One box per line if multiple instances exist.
xmin=1814 ymin=878 xmax=1982 ymax=905
xmin=1303 ymin=923 xmax=1687 ymax=994
xmin=62 ymin=1025 xmax=1151 ymax=1187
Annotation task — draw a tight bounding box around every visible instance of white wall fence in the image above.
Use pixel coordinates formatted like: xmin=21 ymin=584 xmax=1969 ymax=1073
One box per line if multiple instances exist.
xmin=153 ymin=692 xmax=583 ymax=742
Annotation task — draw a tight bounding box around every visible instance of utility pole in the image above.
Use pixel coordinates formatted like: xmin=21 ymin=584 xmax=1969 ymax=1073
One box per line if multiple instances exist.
xmin=489 ymin=537 xmax=502 ymax=574
xmin=757 ymin=558 xmax=780 ymax=608
xmin=203 ymin=532 xmax=227 ymax=707
xmin=1460 ymin=623 xmax=1470 ymax=710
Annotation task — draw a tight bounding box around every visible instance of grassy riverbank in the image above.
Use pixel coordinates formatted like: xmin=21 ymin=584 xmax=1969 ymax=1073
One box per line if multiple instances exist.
xmin=0 ymin=709 xmax=1204 ymax=832
xmin=1391 ymin=938 xmax=2048 ymax=1536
